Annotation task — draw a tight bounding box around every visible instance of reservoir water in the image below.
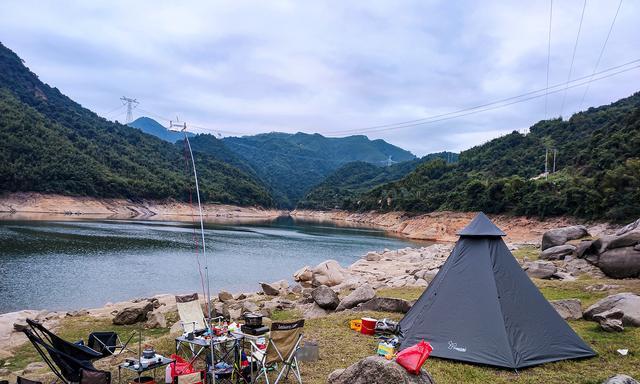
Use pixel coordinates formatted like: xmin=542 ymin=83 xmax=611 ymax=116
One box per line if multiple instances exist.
xmin=0 ymin=216 xmax=420 ymax=314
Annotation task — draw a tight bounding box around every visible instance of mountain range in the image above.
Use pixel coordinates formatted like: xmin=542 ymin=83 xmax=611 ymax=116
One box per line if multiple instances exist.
xmin=1 ymin=41 xmax=638 ymax=222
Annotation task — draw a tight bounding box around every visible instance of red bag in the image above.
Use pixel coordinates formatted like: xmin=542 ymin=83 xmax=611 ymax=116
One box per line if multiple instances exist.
xmin=395 ymin=340 xmax=433 ymax=375
xmin=169 ymin=354 xmax=195 ymax=378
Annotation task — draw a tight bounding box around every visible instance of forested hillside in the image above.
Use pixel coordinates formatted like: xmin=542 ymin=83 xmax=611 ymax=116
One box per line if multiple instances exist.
xmin=188 ymin=132 xmax=416 ymax=208
xmin=352 ymin=93 xmax=640 ymax=222
xmin=298 ymin=152 xmax=458 ymax=210
xmin=0 ymin=43 xmax=273 ymax=207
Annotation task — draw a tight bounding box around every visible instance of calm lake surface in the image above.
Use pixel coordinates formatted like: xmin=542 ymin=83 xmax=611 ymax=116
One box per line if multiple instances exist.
xmin=0 ymin=216 xmax=420 ymax=314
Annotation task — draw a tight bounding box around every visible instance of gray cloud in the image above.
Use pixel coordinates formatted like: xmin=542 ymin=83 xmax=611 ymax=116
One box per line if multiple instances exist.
xmin=1 ymin=0 xmax=638 ymax=155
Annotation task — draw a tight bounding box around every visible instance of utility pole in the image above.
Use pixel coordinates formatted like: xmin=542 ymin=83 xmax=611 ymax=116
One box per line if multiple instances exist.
xmin=545 ymin=148 xmax=549 ymax=180
xmin=553 ymin=149 xmax=557 ymax=173
xmin=120 ymin=96 xmax=139 ymax=124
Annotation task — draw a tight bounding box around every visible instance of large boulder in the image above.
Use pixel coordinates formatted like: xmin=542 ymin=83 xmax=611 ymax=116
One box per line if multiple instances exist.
xmin=522 ymin=261 xmax=556 ymax=279
xmin=540 ymin=244 xmax=576 ymax=260
xmin=355 ymin=297 xmax=413 ymax=313
xmin=593 ymin=231 xmax=640 ymax=254
xmin=293 ymin=265 xmax=313 ymax=286
xmin=541 ymin=225 xmax=589 ymax=250
xmin=113 ymin=301 xmax=154 ymax=325
xmin=336 ymin=284 xmax=376 ymax=311
xmin=596 ymin=247 xmax=640 ymax=278
xmin=616 ymin=218 xmax=640 ymax=236
xmin=602 ymin=374 xmax=640 ymax=384
xmin=311 ymin=285 xmax=339 ymax=310
xmin=218 ymin=290 xmax=234 ymax=302
xmin=584 ymin=293 xmax=640 ymax=327
xmin=260 ymin=280 xmax=289 ymax=296
xmin=327 ymin=355 xmax=435 ymax=384
xmin=311 ymin=260 xmax=347 ymax=287
xmin=550 ymin=299 xmax=582 ymax=320
xmin=145 ymin=311 xmax=167 ymax=329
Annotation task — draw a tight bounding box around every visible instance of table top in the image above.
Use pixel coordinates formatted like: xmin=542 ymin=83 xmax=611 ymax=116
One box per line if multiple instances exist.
xmin=175 ymin=333 xmax=243 ymax=347
xmin=119 ymin=356 xmax=174 ymax=373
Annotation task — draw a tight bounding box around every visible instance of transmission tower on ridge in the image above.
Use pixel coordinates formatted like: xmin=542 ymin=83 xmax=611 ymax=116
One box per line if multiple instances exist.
xmin=120 ymin=96 xmax=139 ymax=124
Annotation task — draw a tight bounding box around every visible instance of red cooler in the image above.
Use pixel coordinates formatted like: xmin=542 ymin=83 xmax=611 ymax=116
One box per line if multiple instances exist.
xmin=361 ymin=317 xmax=377 ymax=335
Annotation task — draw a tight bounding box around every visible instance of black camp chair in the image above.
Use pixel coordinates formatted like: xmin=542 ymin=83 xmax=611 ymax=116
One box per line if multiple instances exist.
xmin=87 ymin=331 xmax=134 ymax=357
xmin=26 ymin=319 xmax=103 ymax=362
xmin=22 ymin=329 xmax=111 ymax=384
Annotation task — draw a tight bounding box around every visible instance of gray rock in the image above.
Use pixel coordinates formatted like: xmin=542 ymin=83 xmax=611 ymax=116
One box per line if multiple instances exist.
xmin=540 ymin=244 xmax=576 ymax=260
xmin=608 ymin=230 xmax=640 ymax=250
xmin=355 ymin=297 xmax=413 ymax=313
xmin=242 ymin=301 xmax=260 ymax=313
xmin=550 ymin=299 xmax=582 ymax=320
xmin=218 ymin=290 xmax=234 ymax=302
xmin=336 ymin=284 xmax=376 ymax=311
xmin=260 ymin=281 xmax=283 ymax=296
xmin=327 ymin=355 xmax=435 ymax=384
xmin=575 ymin=240 xmax=594 ymax=258
xmin=602 ymin=374 xmax=640 ymax=384
xmin=235 ymin=293 xmax=247 ymax=300
xmin=593 ymin=309 xmax=625 ymax=332
xmin=113 ymin=301 xmax=154 ymax=325
xmin=636 ymin=244 xmax=640 ymax=251
xmin=22 ymin=362 xmax=47 ymax=375
xmin=584 ymin=293 xmax=640 ymax=326
xmin=616 ymin=218 xmax=640 ymax=236
xmin=523 ymin=260 xmax=557 ymax=279
xmin=586 ymin=284 xmax=620 ymax=292
xmin=541 ymin=225 xmax=589 ymax=250
xmin=302 ymin=303 xmax=328 ymax=319
xmin=13 ymin=320 xmax=28 ymax=332
xmin=145 ymin=311 xmax=166 ymax=329
xmin=311 ymin=285 xmax=339 ymax=310
xmin=596 ymin=247 xmax=640 ymax=278
xmin=366 ymin=252 xmax=382 ymax=262
xmin=311 ymin=260 xmax=347 ymax=287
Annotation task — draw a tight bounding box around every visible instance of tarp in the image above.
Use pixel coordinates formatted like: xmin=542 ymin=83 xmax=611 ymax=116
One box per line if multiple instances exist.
xmin=398 ymin=212 xmax=596 ymax=369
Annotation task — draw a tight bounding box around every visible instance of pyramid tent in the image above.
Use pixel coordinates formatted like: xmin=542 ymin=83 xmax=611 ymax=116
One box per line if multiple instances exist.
xmin=398 ymin=212 xmax=595 ymax=369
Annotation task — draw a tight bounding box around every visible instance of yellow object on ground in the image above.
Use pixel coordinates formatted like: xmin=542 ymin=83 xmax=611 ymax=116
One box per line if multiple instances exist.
xmin=349 ymin=319 xmax=362 ymax=332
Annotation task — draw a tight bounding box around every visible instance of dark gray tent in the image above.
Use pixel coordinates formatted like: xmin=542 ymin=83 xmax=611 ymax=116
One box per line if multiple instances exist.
xmin=398 ymin=212 xmax=595 ymax=369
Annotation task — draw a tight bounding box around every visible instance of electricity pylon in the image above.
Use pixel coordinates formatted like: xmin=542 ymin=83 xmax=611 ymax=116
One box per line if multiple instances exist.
xmin=120 ymin=96 xmax=139 ymax=124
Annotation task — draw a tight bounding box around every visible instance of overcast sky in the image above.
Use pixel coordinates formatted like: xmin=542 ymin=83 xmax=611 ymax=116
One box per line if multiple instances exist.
xmin=1 ymin=1 xmax=638 ymax=156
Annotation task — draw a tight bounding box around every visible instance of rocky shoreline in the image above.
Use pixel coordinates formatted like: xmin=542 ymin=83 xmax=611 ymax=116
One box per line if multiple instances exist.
xmin=0 ymin=192 xmax=287 ymax=220
xmin=290 ymin=209 xmax=613 ymax=244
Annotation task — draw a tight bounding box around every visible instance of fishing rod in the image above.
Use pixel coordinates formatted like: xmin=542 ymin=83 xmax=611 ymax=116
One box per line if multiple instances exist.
xmin=169 ymin=119 xmax=217 ymax=384
xmin=169 ymin=119 xmax=212 ymax=318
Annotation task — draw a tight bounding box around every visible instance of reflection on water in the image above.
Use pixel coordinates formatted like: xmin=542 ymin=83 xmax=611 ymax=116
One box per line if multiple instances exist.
xmin=0 ymin=216 xmax=420 ymax=313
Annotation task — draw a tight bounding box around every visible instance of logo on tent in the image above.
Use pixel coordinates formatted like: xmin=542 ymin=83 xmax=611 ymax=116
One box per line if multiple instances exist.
xmin=448 ymin=341 xmax=466 ymax=353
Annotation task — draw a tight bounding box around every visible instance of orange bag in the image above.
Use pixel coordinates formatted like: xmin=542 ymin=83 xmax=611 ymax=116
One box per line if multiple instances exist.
xmin=395 ymin=340 xmax=433 ymax=375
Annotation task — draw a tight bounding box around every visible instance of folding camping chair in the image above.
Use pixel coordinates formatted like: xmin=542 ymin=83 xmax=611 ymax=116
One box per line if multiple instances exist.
xmin=175 ymin=293 xmax=213 ymax=334
xmin=26 ymin=319 xmax=103 ymax=362
xmin=87 ymin=331 xmax=135 ymax=357
xmin=22 ymin=329 xmax=111 ymax=384
xmin=254 ymin=320 xmax=304 ymax=384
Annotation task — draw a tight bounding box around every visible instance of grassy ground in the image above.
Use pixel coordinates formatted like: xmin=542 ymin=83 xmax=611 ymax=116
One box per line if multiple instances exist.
xmin=3 ymin=253 xmax=640 ymax=383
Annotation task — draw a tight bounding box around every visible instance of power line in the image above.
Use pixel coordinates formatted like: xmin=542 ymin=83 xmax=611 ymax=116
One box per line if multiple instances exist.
xmin=319 ymin=58 xmax=640 ymax=136
xmin=130 ymin=58 xmax=640 ymax=139
xmin=545 ymin=0 xmax=553 ymax=119
xmin=579 ymin=0 xmax=623 ymax=109
xmin=324 ymin=62 xmax=640 ymax=136
xmin=559 ymin=0 xmax=587 ymax=117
